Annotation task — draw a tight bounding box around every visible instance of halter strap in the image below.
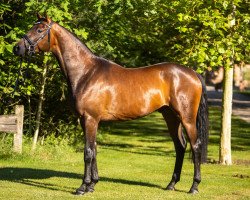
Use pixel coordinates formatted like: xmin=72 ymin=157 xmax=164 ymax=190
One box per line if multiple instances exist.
xmin=23 ymin=21 xmax=54 ymax=55
xmin=23 ymin=34 xmax=34 ymax=46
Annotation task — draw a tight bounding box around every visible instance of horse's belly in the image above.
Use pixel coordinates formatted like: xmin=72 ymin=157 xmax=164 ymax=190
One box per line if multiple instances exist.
xmin=101 ymin=88 xmax=168 ymax=121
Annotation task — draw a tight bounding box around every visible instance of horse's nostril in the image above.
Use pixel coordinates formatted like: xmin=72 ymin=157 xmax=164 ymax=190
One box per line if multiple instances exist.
xmin=13 ymin=44 xmax=26 ymax=56
xmin=13 ymin=45 xmax=18 ymax=53
xmin=13 ymin=45 xmax=21 ymax=55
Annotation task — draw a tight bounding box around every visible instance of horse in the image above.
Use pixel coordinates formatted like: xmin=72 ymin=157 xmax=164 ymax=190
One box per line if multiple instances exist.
xmin=13 ymin=14 xmax=209 ymax=195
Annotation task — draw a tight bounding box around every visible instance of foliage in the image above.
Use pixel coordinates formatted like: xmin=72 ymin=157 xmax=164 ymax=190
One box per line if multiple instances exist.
xmin=0 ymin=0 xmax=249 ymax=142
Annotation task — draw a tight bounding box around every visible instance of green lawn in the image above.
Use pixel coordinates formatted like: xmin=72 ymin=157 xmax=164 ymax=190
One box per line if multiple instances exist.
xmin=0 ymin=107 xmax=250 ymax=200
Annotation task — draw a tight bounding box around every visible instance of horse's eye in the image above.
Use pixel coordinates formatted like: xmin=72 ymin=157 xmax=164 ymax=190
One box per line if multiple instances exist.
xmin=37 ymin=29 xmax=43 ymax=33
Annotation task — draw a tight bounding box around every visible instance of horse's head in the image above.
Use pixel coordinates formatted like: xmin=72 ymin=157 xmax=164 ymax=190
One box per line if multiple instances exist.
xmin=13 ymin=13 xmax=54 ymax=56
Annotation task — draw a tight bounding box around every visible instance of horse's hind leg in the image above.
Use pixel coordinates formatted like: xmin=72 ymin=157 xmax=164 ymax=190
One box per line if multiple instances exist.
xmin=171 ymin=104 xmax=202 ymax=194
xmin=182 ymin=121 xmax=201 ymax=194
xmin=161 ymin=107 xmax=186 ymax=191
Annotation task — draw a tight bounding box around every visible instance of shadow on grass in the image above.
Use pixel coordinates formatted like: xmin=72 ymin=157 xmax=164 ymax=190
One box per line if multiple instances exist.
xmin=100 ymin=176 xmax=162 ymax=189
xmin=0 ymin=167 xmax=81 ymax=180
xmin=0 ymin=167 xmax=79 ymax=193
xmin=98 ymin=141 xmax=176 ymax=157
xmin=0 ymin=167 xmax=163 ymax=193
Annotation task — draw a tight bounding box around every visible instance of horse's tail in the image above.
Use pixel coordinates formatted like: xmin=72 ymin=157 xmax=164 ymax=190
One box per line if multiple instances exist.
xmin=196 ymin=73 xmax=209 ymax=163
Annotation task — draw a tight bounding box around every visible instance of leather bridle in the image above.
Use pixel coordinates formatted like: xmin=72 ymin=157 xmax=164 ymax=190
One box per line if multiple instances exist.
xmin=12 ymin=21 xmax=53 ymax=98
xmin=23 ymin=21 xmax=54 ymax=55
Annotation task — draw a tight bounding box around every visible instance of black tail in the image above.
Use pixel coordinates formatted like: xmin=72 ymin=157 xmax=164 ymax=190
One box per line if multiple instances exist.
xmin=196 ymin=73 xmax=209 ymax=163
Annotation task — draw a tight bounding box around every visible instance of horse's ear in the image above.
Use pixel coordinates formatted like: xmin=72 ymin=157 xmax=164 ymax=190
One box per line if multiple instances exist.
xmin=37 ymin=13 xmax=43 ymax=20
xmin=45 ymin=14 xmax=52 ymax=23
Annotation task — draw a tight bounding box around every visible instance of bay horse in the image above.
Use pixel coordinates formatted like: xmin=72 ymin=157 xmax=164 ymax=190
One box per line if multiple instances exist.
xmin=14 ymin=14 xmax=209 ymax=195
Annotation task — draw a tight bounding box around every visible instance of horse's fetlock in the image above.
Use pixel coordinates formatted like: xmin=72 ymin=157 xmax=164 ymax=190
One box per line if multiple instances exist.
xmin=84 ymin=177 xmax=92 ymax=184
xmin=91 ymin=173 xmax=99 ymax=182
xmin=172 ymin=173 xmax=180 ymax=182
xmin=194 ymin=177 xmax=201 ymax=184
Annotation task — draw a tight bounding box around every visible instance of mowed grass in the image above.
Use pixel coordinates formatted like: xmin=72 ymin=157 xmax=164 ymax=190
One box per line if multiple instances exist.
xmin=0 ymin=107 xmax=250 ymax=200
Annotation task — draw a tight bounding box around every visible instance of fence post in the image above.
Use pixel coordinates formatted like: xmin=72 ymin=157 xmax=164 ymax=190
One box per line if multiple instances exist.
xmin=13 ymin=105 xmax=24 ymax=153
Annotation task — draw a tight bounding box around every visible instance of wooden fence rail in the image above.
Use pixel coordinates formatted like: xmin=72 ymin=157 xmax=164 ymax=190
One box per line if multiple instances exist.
xmin=0 ymin=105 xmax=24 ymax=153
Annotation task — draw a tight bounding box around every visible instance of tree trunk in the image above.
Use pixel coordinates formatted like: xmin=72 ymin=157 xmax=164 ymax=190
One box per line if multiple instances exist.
xmin=219 ymin=66 xmax=233 ymax=165
xmin=28 ymin=96 xmax=32 ymax=135
xmin=32 ymin=65 xmax=48 ymax=151
xmin=219 ymin=3 xmax=236 ymax=165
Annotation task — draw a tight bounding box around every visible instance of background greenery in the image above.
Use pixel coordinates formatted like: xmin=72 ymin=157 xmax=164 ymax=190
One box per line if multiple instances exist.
xmin=0 ymin=0 xmax=249 ymax=143
xmin=1 ymin=1 xmax=249 ymax=198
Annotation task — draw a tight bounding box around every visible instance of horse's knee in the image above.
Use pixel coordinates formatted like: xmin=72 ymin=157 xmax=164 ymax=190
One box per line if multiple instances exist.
xmin=84 ymin=147 xmax=94 ymax=163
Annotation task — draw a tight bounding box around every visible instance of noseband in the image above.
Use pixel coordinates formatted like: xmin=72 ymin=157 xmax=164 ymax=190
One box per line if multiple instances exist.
xmin=23 ymin=21 xmax=53 ymax=55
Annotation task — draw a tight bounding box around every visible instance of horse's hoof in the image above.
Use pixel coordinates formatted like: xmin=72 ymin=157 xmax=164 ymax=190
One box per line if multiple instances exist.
xmin=166 ymin=185 xmax=175 ymax=191
xmin=188 ymin=188 xmax=199 ymax=194
xmin=75 ymin=189 xmax=85 ymax=195
xmin=85 ymin=182 xmax=96 ymax=193
xmin=75 ymin=187 xmax=86 ymax=196
xmin=86 ymin=187 xmax=94 ymax=193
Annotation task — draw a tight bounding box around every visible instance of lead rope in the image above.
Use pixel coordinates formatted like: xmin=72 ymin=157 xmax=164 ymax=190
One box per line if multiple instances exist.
xmin=12 ymin=55 xmax=31 ymax=98
xmin=12 ymin=57 xmax=23 ymax=97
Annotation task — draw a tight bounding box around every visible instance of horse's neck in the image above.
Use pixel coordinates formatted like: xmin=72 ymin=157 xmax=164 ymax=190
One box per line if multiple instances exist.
xmin=51 ymin=23 xmax=96 ymax=93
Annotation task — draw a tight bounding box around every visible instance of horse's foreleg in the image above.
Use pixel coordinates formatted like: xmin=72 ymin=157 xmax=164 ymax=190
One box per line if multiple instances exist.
xmin=76 ymin=115 xmax=99 ymax=195
xmin=85 ymin=142 xmax=99 ymax=192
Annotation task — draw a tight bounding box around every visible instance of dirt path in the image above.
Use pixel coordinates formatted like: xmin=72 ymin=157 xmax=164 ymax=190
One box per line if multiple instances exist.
xmin=207 ymin=86 xmax=250 ymax=123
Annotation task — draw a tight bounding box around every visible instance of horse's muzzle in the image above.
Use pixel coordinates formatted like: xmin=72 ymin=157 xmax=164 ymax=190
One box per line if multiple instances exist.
xmin=13 ymin=44 xmax=25 ymax=56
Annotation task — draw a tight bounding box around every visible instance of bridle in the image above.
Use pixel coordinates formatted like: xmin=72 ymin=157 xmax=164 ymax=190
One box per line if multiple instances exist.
xmin=23 ymin=21 xmax=54 ymax=55
xmin=12 ymin=20 xmax=53 ymax=98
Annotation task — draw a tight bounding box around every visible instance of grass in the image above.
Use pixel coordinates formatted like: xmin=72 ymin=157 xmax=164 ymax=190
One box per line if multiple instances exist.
xmin=0 ymin=107 xmax=250 ymax=200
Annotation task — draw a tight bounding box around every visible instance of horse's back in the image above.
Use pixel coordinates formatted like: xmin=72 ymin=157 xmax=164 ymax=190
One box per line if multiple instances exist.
xmin=76 ymin=60 xmax=202 ymax=121
xmin=113 ymin=62 xmax=202 ymax=96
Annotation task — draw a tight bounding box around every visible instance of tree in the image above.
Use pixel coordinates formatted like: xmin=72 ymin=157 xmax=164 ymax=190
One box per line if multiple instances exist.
xmin=157 ymin=0 xmax=249 ymax=164
xmin=219 ymin=2 xmax=235 ymax=165
xmin=32 ymin=61 xmax=49 ymax=151
xmin=0 ymin=0 xmax=78 ymax=147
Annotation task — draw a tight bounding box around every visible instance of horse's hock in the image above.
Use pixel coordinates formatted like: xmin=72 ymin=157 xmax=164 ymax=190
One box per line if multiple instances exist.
xmin=0 ymin=105 xmax=24 ymax=153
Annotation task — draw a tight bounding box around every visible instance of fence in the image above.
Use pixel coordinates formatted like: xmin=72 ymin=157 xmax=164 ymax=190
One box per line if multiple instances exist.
xmin=0 ymin=105 xmax=24 ymax=153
